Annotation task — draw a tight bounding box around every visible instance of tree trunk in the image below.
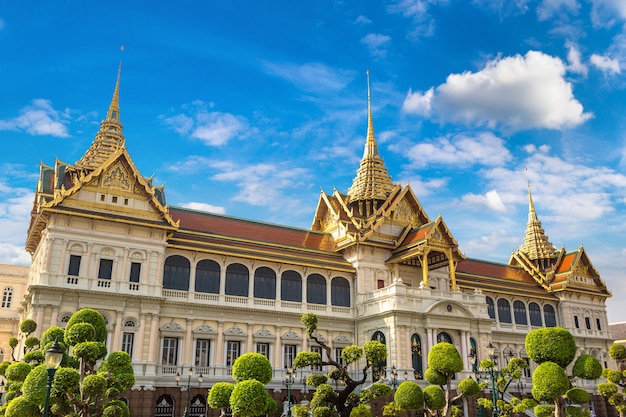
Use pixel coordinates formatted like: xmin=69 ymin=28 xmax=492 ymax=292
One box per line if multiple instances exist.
xmin=554 ymin=396 xmax=567 ymax=417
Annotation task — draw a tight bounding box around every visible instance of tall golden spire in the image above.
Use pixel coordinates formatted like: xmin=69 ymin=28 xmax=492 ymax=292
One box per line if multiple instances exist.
xmin=519 ymin=183 xmax=557 ymax=264
xmin=74 ymin=64 xmax=125 ymax=170
xmin=347 ymin=71 xmax=395 ymax=205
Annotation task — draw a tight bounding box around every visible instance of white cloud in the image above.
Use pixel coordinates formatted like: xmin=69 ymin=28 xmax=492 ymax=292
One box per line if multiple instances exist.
xmin=461 ymin=190 xmax=508 ymax=212
xmin=590 ymin=0 xmax=626 ymax=27
xmin=387 ymin=0 xmax=448 ymax=18
xmin=536 ymin=0 xmax=579 ymax=21
xmin=0 ymin=178 xmax=33 ymax=265
xmin=355 ymin=15 xmax=372 ymax=25
xmin=590 ymin=53 xmax=621 ymax=74
xmin=180 ymin=202 xmax=226 ymax=215
xmin=403 ymin=51 xmax=593 ymax=131
xmin=0 ymin=99 xmax=70 ymax=137
xmin=402 ymin=87 xmax=434 ymax=116
xmin=405 ymin=132 xmax=512 ymax=168
xmin=566 ymin=42 xmax=588 ymax=76
xmin=262 ymin=61 xmax=355 ymax=93
xmin=210 ymin=161 xmax=311 ymax=207
xmin=162 ymin=101 xmax=249 ymax=146
xmin=361 ymin=33 xmax=391 ymax=57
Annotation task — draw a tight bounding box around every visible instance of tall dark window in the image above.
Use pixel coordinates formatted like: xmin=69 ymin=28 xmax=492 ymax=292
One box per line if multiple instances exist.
xmin=254 ymin=267 xmax=276 ymax=299
xmin=596 ymin=318 xmax=602 ymax=330
xmin=585 ymin=317 xmax=591 ymax=330
xmin=163 ymin=255 xmax=190 ymax=291
xmin=129 ymin=262 xmax=141 ymax=283
xmin=306 ymin=274 xmax=326 ymax=305
xmin=331 ymin=277 xmax=350 ymax=307
xmin=68 ymin=255 xmax=81 ymax=276
xmin=544 ymin=305 xmax=557 ymax=327
xmin=225 ymin=264 xmax=249 ymax=296
xmin=574 ymin=316 xmax=580 ymax=328
xmin=162 ymin=337 xmax=179 ymax=365
xmin=98 ymin=259 xmax=114 ymax=280
xmin=1 ymin=288 xmax=13 ymax=309
xmin=486 ymin=296 xmax=495 ymax=319
xmin=226 ymin=341 xmax=241 ymax=367
xmin=497 ymin=299 xmax=512 ymax=323
xmin=195 ymin=259 xmax=220 ymax=293
xmin=411 ymin=334 xmax=423 ymax=379
xmin=281 ymin=271 xmax=302 ymax=302
xmin=195 ymin=339 xmax=211 ymax=368
xmin=529 ymin=302 xmax=542 ymax=326
xmin=513 ymin=301 xmax=527 ymax=325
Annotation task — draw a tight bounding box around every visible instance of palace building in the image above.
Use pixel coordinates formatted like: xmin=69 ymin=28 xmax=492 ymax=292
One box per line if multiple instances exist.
xmin=12 ymin=69 xmax=614 ymax=416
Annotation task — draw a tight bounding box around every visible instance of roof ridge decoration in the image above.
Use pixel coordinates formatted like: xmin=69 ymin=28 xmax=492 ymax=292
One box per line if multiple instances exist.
xmin=347 ymin=71 xmax=396 ymax=205
xmin=74 ymin=64 xmax=125 ymax=170
xmin=519 ymin=183 xmax=557 ymax=264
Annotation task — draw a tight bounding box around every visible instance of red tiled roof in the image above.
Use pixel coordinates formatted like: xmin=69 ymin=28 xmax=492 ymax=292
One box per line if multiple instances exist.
xmin=399 ymin=223 xmax=434 ymax=247
xmin=556 ymin=252 xmax=576 ymax=273
xmin=170 ymin=207 xmax=338 ymax=252
xmin=455 ymin=258 xmax=557 ymax=299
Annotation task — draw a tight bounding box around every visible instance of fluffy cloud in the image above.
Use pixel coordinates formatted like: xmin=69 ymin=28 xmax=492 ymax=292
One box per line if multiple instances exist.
xmin=162 ymin=101 xmax=249 ymax=146
xmin=0 ymin=99 xmax=70 ymax=137
xmin=461 ymin=190 xmax=507 ymax=212
xmin=0 ymin=178 xmax=33 ymax=265
xmin=403 ymin=51 xmax=592 ymax=131
xmin=180 ymin=202 xmax=226 ymax=214
xmin=591 ymin=0 xmax=626 ymax=27
xmin=361 ymin=33 xmax=391 ymax=57
xmin=262 ymin=61 xmax=355 ymax=93
xmin=566 ymin=42 xmax=588 ymax=76
xmin=405 ymin=131 xmax=512 ymax=168
xmin=536 ymin=0 xmax=579 ymax=21
xmin=590 ymin=53 xmax=621 ymax=74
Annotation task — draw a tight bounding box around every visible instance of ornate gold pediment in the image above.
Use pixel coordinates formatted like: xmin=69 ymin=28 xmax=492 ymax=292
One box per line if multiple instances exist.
xmin=101 ymin=162 xmax=132 ymax=192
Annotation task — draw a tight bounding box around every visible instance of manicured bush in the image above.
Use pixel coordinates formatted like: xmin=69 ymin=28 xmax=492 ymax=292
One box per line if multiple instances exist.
xmin=230 ymin=379 xmax=270 ymax=417
xmin=5 ymin=361 xmax=32 ymax=382
xmin=21 ymin=364 xmax=48 ymax=404
xmin=423 ymin=385 xmax=445 ymax=410
xmin=5 ymin=396 xmax=40 ymax=417
xmin=572 ymin=354 xmax=602 ymax=379
xmin=208 ymin=381 xmax=234 ymax=409
xmin=65 ymin=308 xmax=107 ymax=343
xmin=394 ymin=381 xmax=424 ymax=410
xmin=531 ymin=362 xmax=571 ymax=401
xmin=20 ymin=319 xmax=37 ymax=335
xmin=428 ymin=342 xmax=464 ymax=374
xmin=525 ymin=327 xmax=576 ymax=368
xmin=232 ymin=352 xmax=272 ymax=384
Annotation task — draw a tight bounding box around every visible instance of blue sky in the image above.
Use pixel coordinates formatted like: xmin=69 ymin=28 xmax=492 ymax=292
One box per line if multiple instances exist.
xmin=1 ymin=1 xmax=626 ymax=322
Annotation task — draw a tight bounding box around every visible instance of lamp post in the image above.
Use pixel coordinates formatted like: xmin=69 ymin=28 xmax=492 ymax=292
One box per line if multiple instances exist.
xmin=43 ymin=339 xmax=64 ymax=417
xmin=482 ymin=342 xmax=500 ymax=417
xmin=285 ymin=367 xmax=295 ymax=417
xmin=176 ymin=368 xmax=203 ymax=417
xmin=390 ymin=365 xmax=398 ymax=392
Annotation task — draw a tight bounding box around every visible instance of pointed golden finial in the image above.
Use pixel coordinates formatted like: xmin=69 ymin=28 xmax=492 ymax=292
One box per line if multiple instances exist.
xmin=347 ymin=71 xmax=395 ymax=204
xmin=520 ymin=182 xmax=556 ymax=263
xmin=74 ymin=66 xmax=125 ymax=170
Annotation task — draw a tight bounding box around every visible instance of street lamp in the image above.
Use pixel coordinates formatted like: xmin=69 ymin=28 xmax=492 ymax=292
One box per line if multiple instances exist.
xmin=43 ymin=339 xmax=64 ymax=417
xmin=475 ymin=342 xmax=500 ymax=417
xmin=390 ymin=365 xmax=398 ymax=392
xmin=176 ymin=368 xmax=203 ymax=417
xmin=285 ymin=367 xmax=296 ymax=417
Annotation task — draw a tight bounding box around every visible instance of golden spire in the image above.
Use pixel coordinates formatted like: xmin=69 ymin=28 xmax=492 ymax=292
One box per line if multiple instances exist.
xmin=347 ymin=71 xmax=395 ymax=204
xmin=520 ymin=183 xmax=557 ymax=263
xmin=74 ymin=65 xmax=125 ymax=170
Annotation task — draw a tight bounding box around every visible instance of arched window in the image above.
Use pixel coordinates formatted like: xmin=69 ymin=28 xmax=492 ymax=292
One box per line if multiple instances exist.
xmin=486 ymin=296 xmax=495 ymax=319
xmin=529 ymin=302 xmax=542 ymax=326
xmin=155 ymin=394 xmax=174 ymax=417
xmin=195 ymin=260 xmax=220 ymax=294
xmin=1 ymin=287 xmax=13 ymax=308
xmin=189 ymin=394 xmax=207 ymax=417
xmin=497 ymin=299 xmax=512 ymax=323
xmin=163 ymin=255 xmax=190 ymax=291
xmin=437 ymin=332 xmax=453 ymax=344
xmin=306 ymin=274 xmax=326 ymax=305
xmin=371 ymin=331 xmax=386 ymax=382
xmin=331 ymin=277 xmax=350 ymax=307
xmin=410 ymin=333 xmax=423 ymax=379
xmin=544 ymin=304 xmax=557 ymax=327
xmin=513 ymin=301 xmax=527 ymax=325
xmin=469 ymin=337 xmax=478 ymax=373
xmin=254 ymin=267 xmax=276 ymax=299
xmin=281 ymin=271 xmax=302 ymax=302
xmin=225 ymin=264 xmax=249 ymax=297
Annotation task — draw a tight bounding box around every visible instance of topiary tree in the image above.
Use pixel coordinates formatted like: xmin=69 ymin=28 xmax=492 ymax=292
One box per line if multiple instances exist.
xmin=425 ymin=342 xmax=480 ymax=417
xmin=292 ymin=314 xmax=391 ymax=417
xmin=207 ymin=352 xmax=276 ymax=417
xmin=2 ymin=308 xmax=134 ymax=417
xmin=599 ymin=343 xmax=626 ymax=417
xmin=526 ymin=327 xmax=601 ymax=417
xmin=475 ymin=356 xmax=535 ymax=417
